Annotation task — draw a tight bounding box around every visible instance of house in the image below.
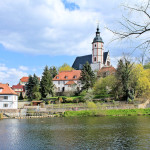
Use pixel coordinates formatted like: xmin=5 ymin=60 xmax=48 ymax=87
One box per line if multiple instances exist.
xmin=19 ymin=77 xmax=29 ymax=86
xmin=72 ymin=25 xmax=111 ymax=71
xmin=19 ymin=76 xmax=40 ymax=86
xmin=97 ymin=66 xmax=116 ymax=78
xmin=12 ymin=84 xmax=25 ymax=97
xmin=0 ymin=83 xmax=18 ymax=109
xmin=52 ymin=70 xmax=82 ymax=92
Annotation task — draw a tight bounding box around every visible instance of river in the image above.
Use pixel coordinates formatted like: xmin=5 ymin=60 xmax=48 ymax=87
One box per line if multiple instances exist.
xmin=0 ymin=116 xmax=150 ymax=150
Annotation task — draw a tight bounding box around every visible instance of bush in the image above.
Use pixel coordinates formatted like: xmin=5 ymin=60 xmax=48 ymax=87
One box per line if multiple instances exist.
xmin=86 ymin=101 xmax=97 ymax=109
xmin=58 ymin=97 xmax=63 ymax=103
xmin=65 ymin=97 xmax=73 ymax=103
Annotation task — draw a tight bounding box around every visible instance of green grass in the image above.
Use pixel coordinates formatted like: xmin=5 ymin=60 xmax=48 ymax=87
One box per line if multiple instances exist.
xmin=64 ymin=108 xmax=150 ymax=117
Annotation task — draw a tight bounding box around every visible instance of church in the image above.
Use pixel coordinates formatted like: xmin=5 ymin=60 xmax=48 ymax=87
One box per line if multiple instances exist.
xmin=72 ymin=25 xmax=111 ymax=71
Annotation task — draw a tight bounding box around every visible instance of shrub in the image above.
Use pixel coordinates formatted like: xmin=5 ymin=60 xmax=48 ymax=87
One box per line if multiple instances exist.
xmin=86 ymin=101 xmax=97 ymax=109
xmin=58 ymin=97 xmax=63 ymax=103
xmin=65 ymin=97 xmax=73 ymax=103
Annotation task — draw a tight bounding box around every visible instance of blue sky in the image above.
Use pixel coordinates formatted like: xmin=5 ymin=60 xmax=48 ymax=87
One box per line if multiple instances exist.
xmin=0 ymin=0 xmax=149 ymax=85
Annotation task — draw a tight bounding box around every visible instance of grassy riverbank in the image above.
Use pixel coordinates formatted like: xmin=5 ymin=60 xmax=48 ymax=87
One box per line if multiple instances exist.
xmin=64 ymin=108 xmax=150 ymax=117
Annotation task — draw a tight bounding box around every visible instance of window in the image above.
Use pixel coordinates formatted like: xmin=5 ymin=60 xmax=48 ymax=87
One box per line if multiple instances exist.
xmin=0 ymin=88 xmax=3 ymax=92
xmin=95 ymin=44 xmax=96 ymax=47
xmin=58 ymin=81 xmax=60 ymax=85
xmin=56 ymin=76 xmax=59 ymax=79
xmin=3 ymin=104 xmax=8 ymax=107
xmin=73 ymin=76 xmax=77 ymax=79
xmin=94 ymin=57 xmax=96 ymax=61
xmin=4 ymin=96 xmax=8 ymax=99
xmin=63 ymin=81 xmax=65 ymax=84
xmin=65 ymin=76 xmax=68 ymax=79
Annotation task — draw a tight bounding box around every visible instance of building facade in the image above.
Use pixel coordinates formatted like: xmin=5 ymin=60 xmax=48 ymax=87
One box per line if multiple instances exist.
xmin=0 ymin=83 xmax=18 ymax=109
xmin=52 ymin=70 xmax=82 ymax=93
xmin=12 ymin=84 xmax=25 ymax=97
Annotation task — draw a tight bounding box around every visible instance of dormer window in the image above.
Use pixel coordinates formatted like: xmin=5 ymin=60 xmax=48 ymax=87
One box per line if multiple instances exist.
xmin=64 ymin=76 xmax=68 ymax=79
xmin=73 ymin=76 xmax=77 ymax=79
xmin=56 ymin=76 xmax=59 ymax=79
xmin=0 ymin=88 xmax=3 ymax=93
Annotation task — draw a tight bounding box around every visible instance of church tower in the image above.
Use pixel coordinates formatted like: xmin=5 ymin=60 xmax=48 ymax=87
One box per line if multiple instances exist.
xmin=91 ymin=25 xmax=104 ymax=71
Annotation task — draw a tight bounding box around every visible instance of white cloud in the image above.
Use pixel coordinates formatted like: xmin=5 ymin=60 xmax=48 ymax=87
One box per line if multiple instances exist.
xmin=0 ymin=64 xmax=28 ymax=86
xmin=19 ymin=66 xmax=29 ymax=71
xmin=0 ymin=0 xmax=122 ymax=56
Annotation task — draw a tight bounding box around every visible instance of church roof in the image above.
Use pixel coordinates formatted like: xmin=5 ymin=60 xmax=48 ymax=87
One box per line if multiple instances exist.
xmin=72 ymin=54 xmax=92 ymax=70
xmin=72 ymin=52 xmax=108 ymax=70
xmin=92 ymin=26 xmax=103 ymax=43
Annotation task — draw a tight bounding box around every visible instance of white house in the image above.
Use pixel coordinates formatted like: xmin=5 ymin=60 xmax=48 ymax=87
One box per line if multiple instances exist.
xmin=52 ymin=70 xmax=82 ymax=92
xmin=0 ymin=83 xmax=18 ymax=109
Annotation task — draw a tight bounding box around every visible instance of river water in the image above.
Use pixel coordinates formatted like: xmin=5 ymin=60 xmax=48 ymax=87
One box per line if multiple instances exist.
xmin=0 ymin=116 xmax=150 ymax=150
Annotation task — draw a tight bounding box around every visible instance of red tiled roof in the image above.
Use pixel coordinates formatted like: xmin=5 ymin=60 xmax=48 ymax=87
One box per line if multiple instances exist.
xmin=98 ymin=66 xmax=116 ymax=76
xmin=0 ymin=83 xmax=17 ymax=95
xmin=12 ymin=84 xmax=24 ymax=89
xmin=65 ymin=81 xmax=76 ymax=85
xmin=20 ymin=77 xmax=40 ymax=82
xmin=20 ymin=77 xmax=29 ymax=82
xmin=53 ymin=70 xmax=81 ymax=81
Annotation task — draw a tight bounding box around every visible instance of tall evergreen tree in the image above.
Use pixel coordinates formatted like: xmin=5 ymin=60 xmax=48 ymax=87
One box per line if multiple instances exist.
xmin=26 ymin=74 xmax=40 ymax=100
xmin=26 ymin=75 xmax=34 ymax=100
xmin=49 ymin=66 xmax=58 ymax=78
xmin=40 ymin=66 xmax=53 ymax=98
xmin=115 ymin=58 xmax=134 ymax=100
xmin=80 ymin=62 xmax=95 ymax=91
xmin=19 ymin=92 xmax=24 ymax=100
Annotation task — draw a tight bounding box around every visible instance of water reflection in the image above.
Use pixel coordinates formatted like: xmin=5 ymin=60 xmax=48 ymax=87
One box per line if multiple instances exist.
xmin=0 ymin=116 xmax=150 ymax=150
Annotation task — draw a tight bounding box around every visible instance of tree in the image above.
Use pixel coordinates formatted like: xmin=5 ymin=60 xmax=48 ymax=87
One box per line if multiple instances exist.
xmin=115 ymin=58 xmax=134 ymax=100
xmin=131 ymin=64 xmax=150 ymax=97
xmin=19 ymin=92 xmax=24 ymax=100
xmin=49 ymin=66 xmax=58 ymax=78
xmin=109 ymin=0 xmax=150 ymax=54
xmin=144 ymin=62 xmax=150 ymax=69
xmin=80 ymin=62 xmax=95 ymax=91
xmin=59 ymin=63 xmax=74 ymax=72
xmin=40 ymin=66 xmax=53 ymax=98
xmin=26 ymin=74 xmax=40 ymax=100
xmin=26 ymin=75 xmax=34 ymax=100
xmin=93 ymin=75 xmax=116 ymax=98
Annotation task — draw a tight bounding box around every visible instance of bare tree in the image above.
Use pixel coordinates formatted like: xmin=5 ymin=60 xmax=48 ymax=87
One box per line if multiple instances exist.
xmin=108 ymin=0 xmax=150 ymax=55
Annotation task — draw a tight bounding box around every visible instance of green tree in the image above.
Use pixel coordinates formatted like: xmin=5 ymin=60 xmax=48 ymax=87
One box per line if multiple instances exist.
xmin=80 ymin=62 xmax=95 ymax=91
xmin=93 ymin=75 xmax=116 ymax=98
xmin=49 ymin=66 xmax=58 ymax=78
xmin=144 ymin=62 xmax=150 ymax=69
xmin=115 ymin=58 xmax=133 ymax=101
xmin=19 ymin=92 xmax=24 ymax=100
xmin=40 ymin=66 xmax=53 ymax=98
xmin=26 ymin=75 xmax=34 ymax=100
xmin=26 ymin=74 xmax=40 ymax=100
xmin=59 ymin=63 xmax=74 ymax=72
